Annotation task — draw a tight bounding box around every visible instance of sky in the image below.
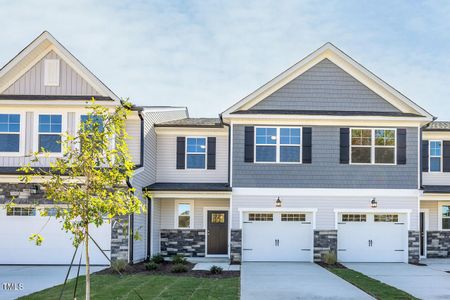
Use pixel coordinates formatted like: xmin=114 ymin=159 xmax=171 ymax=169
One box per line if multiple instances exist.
xmin=0 ymin=0 xmax=449 ymax=119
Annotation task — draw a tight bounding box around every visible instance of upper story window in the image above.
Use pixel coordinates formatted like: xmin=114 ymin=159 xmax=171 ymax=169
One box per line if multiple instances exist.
xmin=350 ymin=128 xmax=396 ymax=164
xmin=0 ymin=114 xmax=20 ymax=153
xmin=38 ymin=114 xmax=62 ymax=153
xmin=255 ymin=127 xmax=301 ymax=163
xmin=44 ymin=59 xmax=60 ymax=86
xmin=175 ymin=200 xmax=193 ymax=229
xmin=186 ymin=137 xmax=206 ymax=169
xmin=80 ymin=115 xmax=104 ymax=132
xmin=429 ymin=141 xmax=442 ymax=172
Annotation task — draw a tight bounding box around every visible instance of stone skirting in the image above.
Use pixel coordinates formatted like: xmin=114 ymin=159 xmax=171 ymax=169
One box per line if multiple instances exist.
xmin=230 ymin=229 xmax=242 ymax=264
xmin=313 ymin=230 xmax=337 ymax=262
xmin=408 ymin=231 xmax=420 ymax=263
xmin=0 ymin=183 xmax=48 ymax=204
xmin=111 ymin=215 xmax=130 ymax=262
xmin=427 ymin=231 xmax=450 ymax=258
xmin=160 ymin=229 xmax=205 ymax=257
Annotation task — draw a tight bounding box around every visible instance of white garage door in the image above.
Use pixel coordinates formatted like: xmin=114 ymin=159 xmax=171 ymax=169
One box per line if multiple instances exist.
xmin=337 ymin=212 xmax=407 ymax=262
xmin=242 ymin=212 xmax=313 ymax=262
xmin=0 ymin=206 xmax=111 ymax=265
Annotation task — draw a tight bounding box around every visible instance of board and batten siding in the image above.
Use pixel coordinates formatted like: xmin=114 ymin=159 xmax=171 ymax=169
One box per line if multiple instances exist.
xmin=421 ymin=201 xmax=439 ymax=231
xmin=156 ymin=134 xmax=228 ymax=183
xmin=3 ymin=51 xmax=100 ymax=96
xmin=160 ymin=199 xmax=229 ymax=230
xmin=232 ymin=125 xmax=418 ymax=189
xmin=231 ymin=193 xmax=419 ymax=230
xmin=422 ymin=173 xmax=450 ymax=186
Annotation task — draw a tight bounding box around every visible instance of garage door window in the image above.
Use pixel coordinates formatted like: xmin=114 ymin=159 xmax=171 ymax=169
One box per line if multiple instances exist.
xmin=374 ymin=214 xmax=399 ymax=222
xmin=281 ymin=213 xmax=305 ymax=221
xmin=6 ymin=207 xmax=36 ymax=216
xmin=342 ymin=214 xmax=366 ymax=222
xmin=249 ymin=213 xmax=273 ymax=221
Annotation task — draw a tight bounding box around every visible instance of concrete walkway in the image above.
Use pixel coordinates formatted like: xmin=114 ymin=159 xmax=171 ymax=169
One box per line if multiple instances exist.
xmin=0 ymin=265 xmax=106 ymax=300
xmin=241 ymin=262 xmax=372 ymax=300
xmin=345 ymin=262 xmax=450 ymax=300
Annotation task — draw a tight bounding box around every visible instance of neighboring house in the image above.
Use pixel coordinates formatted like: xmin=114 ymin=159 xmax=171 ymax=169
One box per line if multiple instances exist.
xmin=0 ymin=31 xmax=186 ymax=265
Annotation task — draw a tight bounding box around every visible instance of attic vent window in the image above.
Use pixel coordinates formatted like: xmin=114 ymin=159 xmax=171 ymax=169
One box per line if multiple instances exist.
xmin=44 ymin=59 xmax=60 ymax=86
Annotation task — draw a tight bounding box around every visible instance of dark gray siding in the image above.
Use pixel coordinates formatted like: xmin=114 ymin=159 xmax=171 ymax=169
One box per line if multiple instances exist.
xmin=250 ymin=59 xmax=400 ymax=113
xmin=232 ymin=125 xmax=418 ymax=189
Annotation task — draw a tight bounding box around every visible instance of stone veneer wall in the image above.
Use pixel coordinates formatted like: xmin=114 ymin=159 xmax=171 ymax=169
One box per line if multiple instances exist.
xmin=230 ymin=229 xmax=242 ymax=264
xmin=313 ymin=230 xmax=337 ymax=262
xmin=111 ymin=215 xmax=130 ymax=262
xmin=408 ymin=231 xmax=420 ymax=263
xmin=160 ymin=229 xmax=205 ymax=257
xmin=0 ymin=183 xmax=48 ymax=204
xmin=427 ymin=231 xmax=450 ymax=258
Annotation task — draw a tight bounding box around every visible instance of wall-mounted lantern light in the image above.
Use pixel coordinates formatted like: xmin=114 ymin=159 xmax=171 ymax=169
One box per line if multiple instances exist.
xmin=276 ymin=197 xmax=282 ymax=208
xmin=371 ymin=198 xmax=377 ymax=208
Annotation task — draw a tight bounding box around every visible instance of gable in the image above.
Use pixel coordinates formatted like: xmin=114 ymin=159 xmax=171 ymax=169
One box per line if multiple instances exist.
xmin=2 ymin=50 xmax=101 ymax=96
xmin=250 ymin=59 xmax=401 ymax=113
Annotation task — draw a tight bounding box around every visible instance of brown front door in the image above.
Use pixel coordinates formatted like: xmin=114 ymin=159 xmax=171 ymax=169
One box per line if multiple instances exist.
xmin=207 ymin=210 xmax=228 ymax=255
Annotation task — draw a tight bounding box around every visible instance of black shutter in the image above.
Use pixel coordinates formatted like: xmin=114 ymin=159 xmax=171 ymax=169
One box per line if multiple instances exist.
xmin=397 ymin=129 xmax=407 ymax=165
xmin=340 ymin=128 xmax=350 ymax=164
xmin=443 ymin=141 xmax=450 ymax=172
xmin=422 ymin=140 xmax=429 ymax=172
xmin=176 ymin=137 xmax=185 ymax=169
xmin=244 ymin=126 xmax=254 ymax=162
xmin=302 ymin=127 xmax=312 ymax=163
xmin=207 ymin=137 xmax=216 ymax=170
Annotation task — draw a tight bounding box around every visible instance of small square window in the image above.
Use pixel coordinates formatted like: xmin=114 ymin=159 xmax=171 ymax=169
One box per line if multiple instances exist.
xmin=342 ymin=214 xmax=366 ymax=222
xmin=6 ymin=207 xmax=36 ymax=216
xmin=248 ymin=213 xmax=273 ymax=221
xmin=281 ymin=213 xmax=306 ymax=222
xmin=211 ymin=213 xmax=225 ymax=224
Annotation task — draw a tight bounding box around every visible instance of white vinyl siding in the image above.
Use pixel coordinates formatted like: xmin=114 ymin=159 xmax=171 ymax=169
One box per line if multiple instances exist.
xmin=421 ymin=201 xmax=439 ymax=231
xmin=125 ymin=118 xmax=141 ymax=166
xmin=156 ymin=134 xmax=228 ymax=183
xmin=44 ymin=59 xmax=60 ymax=86
xmin=422 ymin=173 xmax=450 ymax=186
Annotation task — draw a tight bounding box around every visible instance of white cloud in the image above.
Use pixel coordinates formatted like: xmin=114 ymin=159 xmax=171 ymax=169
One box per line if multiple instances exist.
xmin=0 ymin=0 xmax=449 ymax=119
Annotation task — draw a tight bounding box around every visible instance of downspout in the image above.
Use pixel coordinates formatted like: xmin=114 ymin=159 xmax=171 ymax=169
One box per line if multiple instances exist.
xmin=219 ymin=113 xmax=231 ymax=186
xmin=420 ymin=117 xmax=437 ymax=189
xmin=144 ymin=191 xmax=152 ymax=260
xmin=126 ymin=177 xmax=134 ymax=264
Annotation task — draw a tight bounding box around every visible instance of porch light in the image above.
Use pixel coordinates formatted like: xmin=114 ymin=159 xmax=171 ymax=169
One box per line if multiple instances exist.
xmin=371 ymin=198 xmax=377 ymax=208
xmin=276 ymin=197 xmax=282 ymax=208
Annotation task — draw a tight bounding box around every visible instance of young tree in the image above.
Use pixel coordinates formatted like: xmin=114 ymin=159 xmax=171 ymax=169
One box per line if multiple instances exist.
xmin=16 ymin=99 xmax=143 ymax=300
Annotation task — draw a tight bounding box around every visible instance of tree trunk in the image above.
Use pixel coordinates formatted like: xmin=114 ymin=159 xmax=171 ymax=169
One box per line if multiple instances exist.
xmin=85 ymin=226 xmax=90 ymax=300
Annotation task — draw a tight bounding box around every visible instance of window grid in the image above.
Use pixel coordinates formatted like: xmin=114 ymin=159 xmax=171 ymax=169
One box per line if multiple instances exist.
xmin=255 ymin=127 xmax=302 ymax=163
xmin=0 ymin=114 xmax=20 ymax=153
xmin=281 ymin=213 xmax=306 ymax=222
xmin=249 ymin=213 xmax=273 ymax=221
xmin=186 ymin=137 xmax=207 ymax=169
xmin=38 ymin=114 xmax=63 ymax=153
xmin=350 ymin=128 xmax=396 ymax=165
xmin=7 ymin=207 xmax=36 ymax=216
xmin=176 ymin=202 xmax=192 ymax=228
xmin=374 ymin=214 xmax=399 ymax=222
xmin=429 ymin=140 xmax=442 ymax=172
xmin=342 ymin=214 xmax=367 ymax=222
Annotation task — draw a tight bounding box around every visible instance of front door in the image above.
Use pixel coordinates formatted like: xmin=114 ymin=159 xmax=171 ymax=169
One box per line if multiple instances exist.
xmin=207 ymin=210 xmax=228 ymax=255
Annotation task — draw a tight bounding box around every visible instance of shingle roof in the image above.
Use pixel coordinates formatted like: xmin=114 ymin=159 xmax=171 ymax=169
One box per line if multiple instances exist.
xmin=424 ymin=121 xmax=450 ymax=131
xmin=422 ymin=185 xmax=450 ymax=194
xmin=156 ymin=118 xmax=223 ymax=128
xmin=143 ymin=182 xmax=231 ymax=192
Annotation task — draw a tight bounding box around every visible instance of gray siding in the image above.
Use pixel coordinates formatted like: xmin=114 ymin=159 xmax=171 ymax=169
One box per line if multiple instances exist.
xmin=250 ymin=59 xmax=400 ymax=112
xmin=3 ymin=51 xmax=100 ymax=96
xmin=232 ymin=125 xmax=418 ymax=189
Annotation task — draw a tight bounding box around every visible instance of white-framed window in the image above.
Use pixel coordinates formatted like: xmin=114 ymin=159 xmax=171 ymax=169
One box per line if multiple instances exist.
xmin=429 ymin=140 xmax=442 ymax=172
xmin=37 ymin=114 xmax=63 ymax=153
xmin=374 ymin=214 xmax=399 ymax=222
xmin=439 ymin=203 xmax=450 ymax=230
xmin=6 ymin=207 xmax=36 ymax=216
xmin=281 ymin=213 xmax=305 ymax=222
xmin=350 ymin=128 xmax=396 ymax=164
xmin=255 ymin=127 xmax=302 ymax=163
xmin=342 ymin=214 xmax=367 ymax=222
xmin=44 ymin=59 xmax=60 ymax=86
xmin=175 ymin=200 xmax=194 ymax=229
xmin=186 ymin=137 xmax=206 ymax=169
xmin=248 ymin=213 xmax=273 ymax=221
xmin=0 ymin=114 xmax=21 ymax=154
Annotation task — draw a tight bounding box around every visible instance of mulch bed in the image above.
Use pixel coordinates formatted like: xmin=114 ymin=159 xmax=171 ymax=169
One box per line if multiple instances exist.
xmin=96 ymin=261 xmax=240 ymax=278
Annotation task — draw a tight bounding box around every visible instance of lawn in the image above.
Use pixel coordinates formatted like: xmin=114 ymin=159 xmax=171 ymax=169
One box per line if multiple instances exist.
xmin=20 ymin=274 xmax=240 ymax=300
xmin=326 ymin=267 xmax=418 ymax=300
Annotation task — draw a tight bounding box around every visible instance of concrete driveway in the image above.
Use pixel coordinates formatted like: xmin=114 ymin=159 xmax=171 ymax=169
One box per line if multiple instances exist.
xmin=241 ymin=262 xmax=372 ymax=300
xmin=0 ymin=265 xmax=106 ymax=300
xmin=345 ymin=260 xmax=450 ymax=300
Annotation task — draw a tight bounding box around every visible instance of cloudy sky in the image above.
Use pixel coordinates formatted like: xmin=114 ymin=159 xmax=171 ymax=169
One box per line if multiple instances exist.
xmin=0 ymin=1 xmax=449 ymax=119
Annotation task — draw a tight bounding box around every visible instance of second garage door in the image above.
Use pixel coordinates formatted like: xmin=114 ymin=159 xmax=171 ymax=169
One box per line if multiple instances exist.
xmin=337 ymin=212 xmax=407 ymax=262
xmin=242 ymin=211 xmax=313 ymax=262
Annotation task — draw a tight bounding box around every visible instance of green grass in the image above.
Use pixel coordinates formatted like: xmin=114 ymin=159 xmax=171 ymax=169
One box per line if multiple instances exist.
xmin=20 ymin=274 xmax=239 ymax=300
xmin=327 ymin=267 xmax=418 ymax=300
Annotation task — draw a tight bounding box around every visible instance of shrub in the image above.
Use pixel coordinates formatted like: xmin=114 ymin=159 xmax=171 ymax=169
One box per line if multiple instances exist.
xmin=145 ymin=262 xmax=160 ymax=271
xmin=172 ymin=254 xmax=188 ymax=265
xmin=150 ymin=254 xmax=165 ymax=264
xmin=171 ymin=263 xmax=188 ymax=273
xmin=209 ymin=265 xmax=223 ymax=275
xmin=322 ymin=251 xmax=337 ymax=265
xmin=111 ymin=259 xmax=128 ymax=272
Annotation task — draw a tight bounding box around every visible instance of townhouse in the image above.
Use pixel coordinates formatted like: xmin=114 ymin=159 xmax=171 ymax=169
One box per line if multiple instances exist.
xmin=0 ymin=32 xmax=449 ymax=266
